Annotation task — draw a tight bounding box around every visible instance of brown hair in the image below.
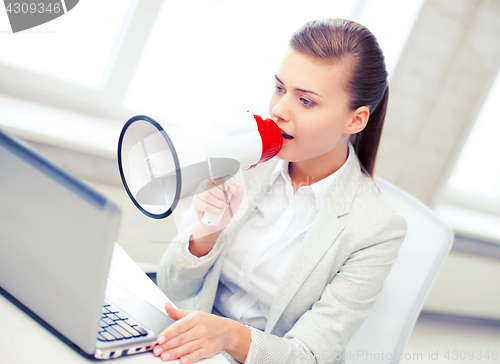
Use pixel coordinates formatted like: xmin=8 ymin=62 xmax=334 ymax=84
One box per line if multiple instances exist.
xmin=290 ymin=19 xmax=388 ymax=176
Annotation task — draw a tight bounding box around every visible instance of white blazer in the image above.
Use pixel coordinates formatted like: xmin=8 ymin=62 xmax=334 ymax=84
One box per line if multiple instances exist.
xmin=158 ymin=147 xmax=408 ymax=364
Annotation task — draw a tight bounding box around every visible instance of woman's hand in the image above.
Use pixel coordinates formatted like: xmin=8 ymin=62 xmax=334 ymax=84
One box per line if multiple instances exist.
xmin=193 ymin=177 xmax=244 ymax=229
xmin=153 ymin=303 xmax=251 ymax=363
xmin=188 ymin=178 xmax=244 ymax=257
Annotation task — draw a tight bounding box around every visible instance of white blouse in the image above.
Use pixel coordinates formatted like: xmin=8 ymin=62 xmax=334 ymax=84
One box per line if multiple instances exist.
xmin=183 ymin=151 xmax=351 ymax=330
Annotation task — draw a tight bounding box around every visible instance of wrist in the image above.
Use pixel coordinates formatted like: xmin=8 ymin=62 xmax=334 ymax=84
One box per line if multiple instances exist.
xmin=225 ymin=319 xmax=251 ymax=363
xmin=188 ymin=224 xmax=222 ymax=257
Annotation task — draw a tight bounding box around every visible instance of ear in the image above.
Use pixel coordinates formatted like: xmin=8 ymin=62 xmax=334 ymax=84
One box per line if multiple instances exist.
xmin=345 ymin=106 xmax=370 ymax=135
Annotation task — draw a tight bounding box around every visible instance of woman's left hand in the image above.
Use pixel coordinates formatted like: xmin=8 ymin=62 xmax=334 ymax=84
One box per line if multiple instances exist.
xmin=153 ymin=303 xmax=250 ymax=363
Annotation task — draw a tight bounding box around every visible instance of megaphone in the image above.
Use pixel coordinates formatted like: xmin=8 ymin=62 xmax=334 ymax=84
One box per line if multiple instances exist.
xmin=117 ymin=114 xmax=283 ymax=225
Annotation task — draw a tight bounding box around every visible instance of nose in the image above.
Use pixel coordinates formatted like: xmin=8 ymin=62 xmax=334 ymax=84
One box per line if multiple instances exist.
xmin=270 ymin=94 xmax=290 ymax=123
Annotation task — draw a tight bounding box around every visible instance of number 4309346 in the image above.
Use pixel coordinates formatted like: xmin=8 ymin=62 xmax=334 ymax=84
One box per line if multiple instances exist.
xmin=5 ymin=3 xmax=62 ymax=14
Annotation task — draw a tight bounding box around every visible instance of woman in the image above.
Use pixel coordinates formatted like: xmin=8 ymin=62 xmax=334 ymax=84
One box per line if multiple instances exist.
xmin=155 ymin=19 xmax=407 ymax=364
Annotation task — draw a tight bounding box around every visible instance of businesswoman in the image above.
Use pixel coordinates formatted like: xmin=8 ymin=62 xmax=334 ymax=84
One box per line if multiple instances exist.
xmin=155 ymin=19 xmax=407 ymax=364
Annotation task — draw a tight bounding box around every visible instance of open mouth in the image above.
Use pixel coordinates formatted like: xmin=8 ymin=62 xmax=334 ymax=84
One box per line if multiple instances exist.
xmin=280 ymin=128 xmax=294 ymax=140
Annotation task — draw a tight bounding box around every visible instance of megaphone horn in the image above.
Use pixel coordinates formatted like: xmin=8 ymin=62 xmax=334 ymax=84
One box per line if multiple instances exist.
xmin=118 ymin=114 xmax=283 ymax=223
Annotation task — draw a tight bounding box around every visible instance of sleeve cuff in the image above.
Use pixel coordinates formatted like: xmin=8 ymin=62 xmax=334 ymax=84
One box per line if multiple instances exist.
xmin=219 ymin=326 xmax=256 ymax=364
xmin=180 ymin=223 xmax=220 ymax=263
xmin=168 ymin=223 xmax=226 ymax=279
xmin=243 ymin=326 xmax=257 ymax=364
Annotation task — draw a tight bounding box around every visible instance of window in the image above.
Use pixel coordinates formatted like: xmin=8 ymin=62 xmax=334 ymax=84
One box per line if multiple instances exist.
xmin=447 ymin=69 xmax=500 ymax=205
xmin=125 ymin=0 xmax=425 ymax=127
xmin=0 ymin=0 xmax=424 ymax=140
xmin=436 ymin=69 xmax=500 ymax=241
xmin=0 ymin=0 xmax=136 ymax=86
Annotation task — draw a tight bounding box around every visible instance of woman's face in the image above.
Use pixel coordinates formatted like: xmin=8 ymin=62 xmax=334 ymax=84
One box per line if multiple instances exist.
xmin=269 ymin=49 xmax=364 ymax=164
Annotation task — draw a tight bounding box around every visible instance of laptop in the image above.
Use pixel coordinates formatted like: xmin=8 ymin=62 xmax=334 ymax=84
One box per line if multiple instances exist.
xmin=0 ymin=128 xmax=174 ymax=359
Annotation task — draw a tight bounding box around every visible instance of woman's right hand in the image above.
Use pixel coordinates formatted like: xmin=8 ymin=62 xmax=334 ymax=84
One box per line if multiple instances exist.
xmin=188 ymin=178 xmax=244 ymax=257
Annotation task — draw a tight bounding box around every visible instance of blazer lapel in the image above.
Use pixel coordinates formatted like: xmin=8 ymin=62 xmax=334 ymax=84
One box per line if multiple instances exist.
xmin=265 ymin=150 xmax=364 ymax=333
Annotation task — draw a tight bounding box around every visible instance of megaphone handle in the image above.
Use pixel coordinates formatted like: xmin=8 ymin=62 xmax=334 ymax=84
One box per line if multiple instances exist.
xmin=201 ymin=183 xmax=232 ymax=226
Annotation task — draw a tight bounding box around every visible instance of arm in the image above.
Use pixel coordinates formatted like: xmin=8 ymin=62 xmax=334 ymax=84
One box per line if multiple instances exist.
xmin=157 ymin=179 xmax=244 ymax=303
xmin=156 ymin=221 xmax=226 ymax=304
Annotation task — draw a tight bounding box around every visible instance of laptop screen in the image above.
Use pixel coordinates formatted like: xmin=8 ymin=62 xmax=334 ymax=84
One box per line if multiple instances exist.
xmin=0 ymin=129 xmax=121 ymax=355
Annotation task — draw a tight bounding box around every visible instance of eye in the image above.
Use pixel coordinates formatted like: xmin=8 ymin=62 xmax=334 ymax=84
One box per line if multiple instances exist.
xmin=300 ymin=97 xmax=314 ymax=107
xmin=274 ymin=85 xmax=285 ymax=94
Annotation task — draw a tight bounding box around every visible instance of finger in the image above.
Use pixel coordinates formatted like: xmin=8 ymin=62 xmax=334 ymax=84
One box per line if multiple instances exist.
xmin=205 ymin=183 xmax=242 ymax=224
xmin=165 ymin=302 xmax=191 ymax=321
xmin=157 ymin=316 xmax=196 ymax=347
xmin=200 ymin=189 xmax=229 ymax=209
xmin=159 ymin=339 xmax=203 ymax=362
xmin=227 ymin=184 xmax=244 ymax=209
xmin=192 ymin=194 xmax=227 ymax=216
xmin=227 ymin=183 xmax=243 ymax=196
xmin=201 ymin=178 xmax=227 ymax=195
xmin=158 ymin=310 xmax=208 ymax=346
xmin=204 ymin=184 xmax=229 ymax=204
xmin=179 ymin=348 xmax=210 ymax=364
xmin=197 ymin=179 xmax=230 ymax=205
xmin=158 ymin=328 xmax=198 ymax=353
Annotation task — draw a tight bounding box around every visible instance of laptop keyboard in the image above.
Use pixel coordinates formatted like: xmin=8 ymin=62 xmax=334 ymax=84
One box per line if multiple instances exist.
xmin=97 ymin=303 xmax=149 ymax=342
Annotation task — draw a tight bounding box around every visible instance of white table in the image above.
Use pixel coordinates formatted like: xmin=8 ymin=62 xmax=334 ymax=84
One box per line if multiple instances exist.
xmin=0 ymin=243 xmax=228 ymax=364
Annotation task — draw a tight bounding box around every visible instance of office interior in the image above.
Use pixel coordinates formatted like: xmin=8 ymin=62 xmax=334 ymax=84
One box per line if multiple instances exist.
xmin=0 ymin=0 xmax=499 ymax=362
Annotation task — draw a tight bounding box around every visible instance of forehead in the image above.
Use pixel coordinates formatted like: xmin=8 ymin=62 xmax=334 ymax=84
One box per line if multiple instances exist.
xmin=276 ymin=49 xmax=349 ymax=97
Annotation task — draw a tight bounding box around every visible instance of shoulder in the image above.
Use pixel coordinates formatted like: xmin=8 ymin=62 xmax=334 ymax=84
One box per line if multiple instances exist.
xmin=322 ymin=151 xmax=407 ymax=251
xmin=343 ymin=171 xmax=408 ymax=249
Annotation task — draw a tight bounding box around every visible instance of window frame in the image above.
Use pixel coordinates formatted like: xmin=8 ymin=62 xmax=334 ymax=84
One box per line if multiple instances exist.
xmin=0 ymin=0 xmax=163 ymax=123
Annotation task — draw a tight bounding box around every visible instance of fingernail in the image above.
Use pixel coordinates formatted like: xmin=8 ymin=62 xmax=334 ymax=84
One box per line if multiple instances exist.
xmin=157 ymin=335 xmax=166 ymax=345
xmin=161 ymin=352 xmax=171 ymax=361
xmin=229 ymin=185 xmax=236 ymax=193
xmin=153 ymin=346 xmax=164 ymax=356
xmin=181 ymin=357 xmax=189 ymax=364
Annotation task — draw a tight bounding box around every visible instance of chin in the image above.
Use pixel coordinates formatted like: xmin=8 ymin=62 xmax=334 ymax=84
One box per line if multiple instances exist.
xmin=276 ymin=153 xmax=300 ymax=163
xmin=276 ymin=148 xmax=293 ymax=161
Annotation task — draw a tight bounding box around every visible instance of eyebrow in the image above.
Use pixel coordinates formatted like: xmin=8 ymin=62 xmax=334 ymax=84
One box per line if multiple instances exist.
xmin=275 ymin=75 xmax=324 ymax=98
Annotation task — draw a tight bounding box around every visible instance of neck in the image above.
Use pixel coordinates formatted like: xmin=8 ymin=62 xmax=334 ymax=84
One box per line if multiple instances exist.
xmin=289 ymin=144 xmax=349 ymax=193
